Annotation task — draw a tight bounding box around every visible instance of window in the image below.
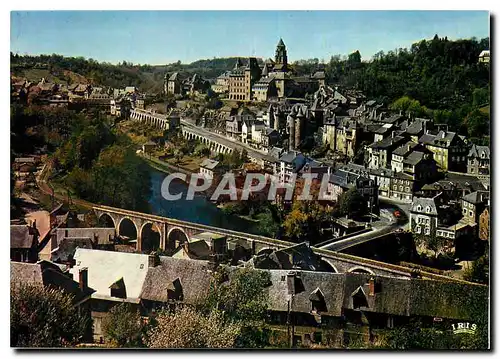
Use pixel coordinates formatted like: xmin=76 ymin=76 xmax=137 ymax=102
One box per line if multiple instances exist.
xmin=425 ymin=227 xmax=430 ymax=235
xmin=426 ymin=206 xmax=431 ymax=213
xmin=405 ymin=187 xmax=410 ymax=192
xmin=463 ymin=208 xmax=467 ymax=214
xmin=417 ymin=205 xmax=422 ymax=212
xmin=416 ymin=226 xmax=421 ymax=234
xmin=469 ymin=210 xmax=473 ymax=217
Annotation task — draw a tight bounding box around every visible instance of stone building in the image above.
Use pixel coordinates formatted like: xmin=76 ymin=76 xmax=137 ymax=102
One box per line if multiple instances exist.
xmin=165 ymin=72 xmax=183 ymax=96
xmin=419 ymin=130 xmax=468 ymax=172
xmin=467 ymin=144 xmax=490 ymax=177
xmin=228 ymin=58 xmax=261 ymax=101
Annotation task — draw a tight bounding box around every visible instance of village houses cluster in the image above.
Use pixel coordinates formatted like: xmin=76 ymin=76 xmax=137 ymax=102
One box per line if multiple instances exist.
xmin=10 ymin=38 xmax=490 ymax=347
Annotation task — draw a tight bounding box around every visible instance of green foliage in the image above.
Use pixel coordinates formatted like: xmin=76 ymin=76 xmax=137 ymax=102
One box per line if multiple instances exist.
xmin=201 ymin=267 xmax=271 ymax=348
xmin=102 ymin=303 xmax=145 ymax=347
xmin=282 ymin=201 xmax=332 ymax=242
xmin=146 ymin=306 xmax=241 ymax=348
xmin=11 ymin=284 xmax=90 ymax=347
xmin=380 ymin=319 xmax=488 ymax=350
xmin=463 ymin=255 xmax=489 ymax=284
xmin=194 ymin=143 xmax=210 ymax=157
xmin=338 ymin=187 xmax=367 ymax=219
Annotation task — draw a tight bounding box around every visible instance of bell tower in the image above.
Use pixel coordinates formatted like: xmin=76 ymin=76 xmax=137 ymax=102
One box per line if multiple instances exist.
xmin=275 ymin=38 xmax=288 ymax=68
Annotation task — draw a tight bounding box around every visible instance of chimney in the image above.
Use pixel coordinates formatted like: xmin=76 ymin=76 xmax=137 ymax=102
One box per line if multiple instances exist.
xmin=287 ymin=271 xmax=297 ymax=295
xmin=78 ymin=268 xmax=88 ymax=292
xmin=369 ymin=277 xmax=375 ymax=296
xmin=441 ymin=131 xmax=446 ymax=139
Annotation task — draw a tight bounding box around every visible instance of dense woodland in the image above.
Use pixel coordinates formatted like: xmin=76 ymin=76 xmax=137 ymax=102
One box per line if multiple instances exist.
xmin=10 ymin=105 xmax=152 ymax=212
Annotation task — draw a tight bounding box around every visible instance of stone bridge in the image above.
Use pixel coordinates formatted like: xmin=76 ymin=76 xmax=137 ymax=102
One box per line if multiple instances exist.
xmin=181 ymin=126 xmax=233 ymax=154
xmin=130 ymin=108 xmax=178 ymax=130
xmin=93 ymin=204 xmax=458 ymax=281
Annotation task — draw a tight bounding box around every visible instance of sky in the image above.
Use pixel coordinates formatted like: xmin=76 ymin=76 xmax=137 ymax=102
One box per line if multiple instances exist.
xmin=10 ymin=11 xmax=490 ymax=65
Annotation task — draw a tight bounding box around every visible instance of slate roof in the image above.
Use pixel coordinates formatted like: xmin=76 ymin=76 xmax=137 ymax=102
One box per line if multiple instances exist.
xmin=420 ymin=130 xmax=462 ymax=148
xmin=403 ymin=151 xmax=425 ymax=166
xmin=462 ymin=191 xmax=489 ymax=205
xmin=279 ymin=150 xmax=303 ymax=164
xmin=405 ymin=118 xmax=429 ymax=135
xmin=418 ymin=133 xmax=437 ymax=145
xmin=11 ymin=225 xmax=37 ymax=249
xmin=393 ymin=141 xmax=419 ymax=157
xmin=410 ymin=197 xmax=438 ymax=215
xmin=140 ymin=256 xmax=212 ymax=304
xmin=468 ymin=144 xmax=490 ymax=159
xmin=11 ymin=261 xmax=43 ymax=287
xmin=11 ymin=261 xmax=92 ymax=304
xmin=381 ymin=114 xmax=404 ymax=124
xmin=51 ymin=237 xmax=94 ymax=263
xmin=369 ymin=135 xmax=406 ymax=150
xmin=172 ymin=240 xmax=211 ymax=260
xmin=266 ymin=270 xmax=345 ymax=316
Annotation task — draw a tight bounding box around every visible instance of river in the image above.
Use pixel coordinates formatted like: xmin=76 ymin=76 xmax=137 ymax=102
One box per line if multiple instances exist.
xmin=148 ymin=169 xmax=258 ymax=233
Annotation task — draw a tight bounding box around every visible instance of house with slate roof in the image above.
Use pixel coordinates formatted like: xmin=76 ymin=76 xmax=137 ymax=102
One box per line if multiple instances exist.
xmin=419 ymin=130 xmax=468 ymax=172
xmin=11 ymin=224 xmax=39 ymax=263
xmin=467 ymin=144 xmax=490 ymax=177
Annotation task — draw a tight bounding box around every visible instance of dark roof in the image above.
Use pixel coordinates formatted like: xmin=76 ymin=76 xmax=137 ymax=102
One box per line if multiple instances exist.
xmin=403 ymin=151 xmax=425 ymax=166
xmin=140 ymin=256 xmax=212 ymax=303
xmin=411 ymin=197 xmax=438 ymax=215
xmin=468 ymin=144 xmax=490 ymax=159
xmin=419 ymin=133 xmax=436 ymax=145
xmin=11 ymin=225 xmax=37 ymax=249
xmin=405 ymin=118 xmax=429 ymax=135
xmin=382 ymin=114 xmax=404 ymax=124
xmin=370 ymin=135 xmax=406 ymax=150
xmin=11 ymin=261 xmax=92 ymax=304
xmin=462 ymin=191 xmax=489 ymax=205
xmin=393 ymin=141 xmax=419 ymax=157
xmin=51 ymin=237 xmax=94 ymax=263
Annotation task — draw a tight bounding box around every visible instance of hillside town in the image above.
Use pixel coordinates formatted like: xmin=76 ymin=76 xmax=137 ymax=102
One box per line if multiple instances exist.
xmin=11 ymin=32 xmax=490 ymax=350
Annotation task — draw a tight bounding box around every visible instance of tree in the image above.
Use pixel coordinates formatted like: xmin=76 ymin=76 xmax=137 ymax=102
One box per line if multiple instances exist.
xmin=146 ymin=307 xmax=241 ymax=348
xmin=338 ymin=187 xmax=367 ymax=219
xmin=282 ymin=200 xmax=331 ymax=242
xmin=463 ymin=254 xmax=489 ymax=284
xmin=201 ymin=267 xmax=271 ymax=347
xmin=425 ymin=232 xmax=446 ymax=259
xmin=11 ymin=284 xmax=90 ymax=347
xmin=102 ymin=303 xmax=145 ymax=347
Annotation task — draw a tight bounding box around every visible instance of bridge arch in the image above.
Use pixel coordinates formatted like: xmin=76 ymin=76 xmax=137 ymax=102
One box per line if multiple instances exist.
xmin=256 ymin=247 xmax=274 ymax=256
xmin=348 ymin=266 xmax=375 ymax=275
xmin=97 ymin=213 xmax=116 ymax=228
xmin=117 ymin=217 xmax=139 ymax=242
xmin=320 ymin=258 xmax=339 ymax=273
xmin=140 ymin=222 xmax=162 ymax=253
xmin=167 ymin=227 xmax=189 ymax=249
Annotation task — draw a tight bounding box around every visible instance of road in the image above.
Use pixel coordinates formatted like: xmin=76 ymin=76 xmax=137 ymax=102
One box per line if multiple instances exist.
xmin=318 ymin=198 xmax=410 ymax=252
xmin=180 ymin=119 xmax=276 ymax=163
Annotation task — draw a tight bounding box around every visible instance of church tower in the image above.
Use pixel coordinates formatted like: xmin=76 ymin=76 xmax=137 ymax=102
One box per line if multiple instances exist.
xmin=274 ymin=38 xmax=288 ymax=70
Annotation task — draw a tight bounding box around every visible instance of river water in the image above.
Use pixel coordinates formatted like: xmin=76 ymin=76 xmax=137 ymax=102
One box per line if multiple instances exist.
xmin=148 ymin=169 xmax=256 ymax=233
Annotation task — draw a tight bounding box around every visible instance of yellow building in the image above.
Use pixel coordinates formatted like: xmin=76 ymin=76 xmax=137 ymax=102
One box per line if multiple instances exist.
xmin=419 ymin=130 xmax=468 ymax=172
